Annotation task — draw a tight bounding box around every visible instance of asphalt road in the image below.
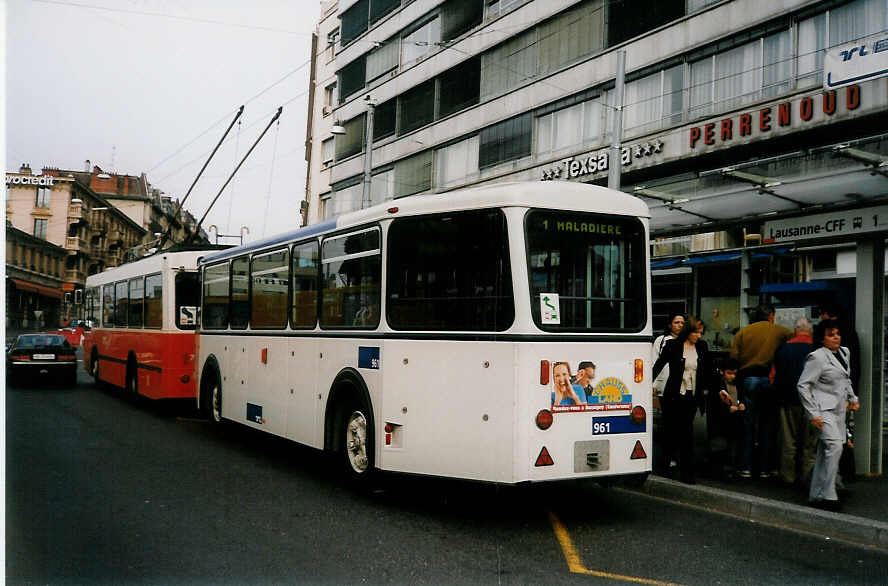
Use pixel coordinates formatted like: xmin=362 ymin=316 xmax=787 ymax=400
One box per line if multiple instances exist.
xmin=7 ymin=364 xmax=888 ymax=585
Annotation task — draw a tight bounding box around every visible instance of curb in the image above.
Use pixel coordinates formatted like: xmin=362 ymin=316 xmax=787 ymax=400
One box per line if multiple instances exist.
xmin=623 ymin=475 xmax=888 ymax=549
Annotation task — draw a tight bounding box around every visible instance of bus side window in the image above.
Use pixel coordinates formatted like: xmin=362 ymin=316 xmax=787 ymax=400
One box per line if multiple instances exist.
xmin=321 ymin=228 xmax=381 ymax=329
xmin=202 ymin=263 xmax=230 ymax=329
xmin=115 ymin=281 xmax=129 ymax=327
xmin=291 ymin=241 xmax=319 ymax=329
xmin=251 ymin=249 xmax=288 ymax=330
xmin=145 ymin=273 xmax=163 ymax=328
xmin=103 ymin=283 xmax=115 ymax=327
xmin=230 ymin=257 xmax=250 ymax=330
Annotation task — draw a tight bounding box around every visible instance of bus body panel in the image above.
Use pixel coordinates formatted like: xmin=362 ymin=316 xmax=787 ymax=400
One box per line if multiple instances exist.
xmin=84 ymin=329 xmax=197 ymax=399
xmin=516 ymin=342 xmax=652 ymax=483
xmin=286 ymin=337 xmax=321 ymax=447
xmin=378 ymin=339 xmax=516 ymax=482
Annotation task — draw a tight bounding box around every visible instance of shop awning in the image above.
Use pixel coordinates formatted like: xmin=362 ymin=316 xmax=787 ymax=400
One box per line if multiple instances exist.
xmin=682 ymin=252 xmax=742 ymax=265
xmin=759 ymin=281 xmax=840 ymax=293
xmin=651 ymin=258 xmax=682 ymax=269
xmin=10 ymin=278 xmax=63 ymax=299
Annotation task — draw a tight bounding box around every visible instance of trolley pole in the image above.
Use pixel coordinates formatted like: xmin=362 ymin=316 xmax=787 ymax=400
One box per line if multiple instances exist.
xmin=608 ymin=50 xmax=626 ymax=191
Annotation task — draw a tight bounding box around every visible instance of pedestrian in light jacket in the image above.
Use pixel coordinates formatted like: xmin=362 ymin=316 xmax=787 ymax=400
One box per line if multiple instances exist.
xmin=797 ymin=318 xmax=859 ymax=511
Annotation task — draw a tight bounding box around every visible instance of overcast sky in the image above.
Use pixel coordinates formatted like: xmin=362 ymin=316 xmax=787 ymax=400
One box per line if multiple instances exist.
xmin=6 ymin=0 xmax=319 ymax=242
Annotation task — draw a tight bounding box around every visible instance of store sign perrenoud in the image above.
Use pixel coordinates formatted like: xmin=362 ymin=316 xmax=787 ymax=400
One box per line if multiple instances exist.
xmin=825 ymin=33 xmax=888 ymax=89
xmin=5 ymin=174 xmax=55 ymax=187
xmin=763 ymin=204 xmax=888 ymax=244
xmin=540 ymin=138 xmax=665 ymax=181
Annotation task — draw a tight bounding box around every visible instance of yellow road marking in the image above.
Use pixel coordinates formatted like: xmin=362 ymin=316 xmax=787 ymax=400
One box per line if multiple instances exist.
xmin=548 ymin=511 xmax=682 ymax=585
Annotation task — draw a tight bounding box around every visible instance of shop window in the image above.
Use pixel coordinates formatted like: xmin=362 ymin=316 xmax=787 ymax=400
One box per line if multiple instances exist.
xmin=438 ymin=58 xmax=480 ymax=118
xmin=398 ymin=79 xmax=435 ymax=134
xmin=251 ymin=249 xmax=289 ymax=329
xmin=321 ymin=228 xmax=381 ymax=328
xmin=479 ymin=113 xmax=531 ymax=168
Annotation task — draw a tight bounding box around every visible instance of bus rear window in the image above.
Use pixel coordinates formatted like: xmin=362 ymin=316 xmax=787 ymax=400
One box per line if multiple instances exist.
xmin=387 ymin=209 xmax=514 ymax=331
xmin=526 ymin=209 xmax=646 ymax=332
xmin=175 ymin=272 xmax=200 ymax=330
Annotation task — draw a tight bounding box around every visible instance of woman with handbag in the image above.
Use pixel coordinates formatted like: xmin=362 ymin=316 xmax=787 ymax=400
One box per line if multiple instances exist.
xmin=652 ymin=315 xmax=713 ymax=484
xmin=797 ymin=318 xmax=860 ymax=511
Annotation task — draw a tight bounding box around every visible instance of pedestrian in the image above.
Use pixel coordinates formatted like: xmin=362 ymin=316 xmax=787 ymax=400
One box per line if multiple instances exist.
xmin=716 ymin=358 xmax=745 ymax=478
xmin=770 ymin=317 xmax=817 ymax=486
xmin=730 ymin=304 xmax=792 ymax=478
xmin=818 ymin=303 xmax=860 ymax=389
xmin=797 ymin=319 xmax=859 ymax=511
xmin=652 ymin=315 xmax=713 ymax=484
xmin=652 ymin=313 xmax=685 ymax=398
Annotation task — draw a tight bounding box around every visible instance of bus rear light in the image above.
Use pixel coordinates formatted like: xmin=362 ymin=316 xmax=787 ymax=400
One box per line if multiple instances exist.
xmin=387 ymin=206 xmax=399 ymax=214
xmin=540 ymin=360 xmax=550 ymax=385
xmin=180 ymin=374 xmax=190 ymax=383
xmin=634 ymin=359 xmax=644 ymax=383
xmin=535 ymin=409 xmax=553 ymax=430
xmin=183 ymin=353 xmax=194 ymax=364
xmin=630 ymin=405 xmax=646 ymax=426
xmin=384 ymin=422 xmax=402 ymax=447
xmin=261 ymin=348 xmax=268 ymax=364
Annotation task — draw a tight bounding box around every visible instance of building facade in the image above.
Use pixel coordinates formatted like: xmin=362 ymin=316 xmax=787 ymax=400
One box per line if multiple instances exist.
xmin=5 ymin=223 xmax=68 ymax=336
xmin=306 ymin=0 xmax=888 ymax=473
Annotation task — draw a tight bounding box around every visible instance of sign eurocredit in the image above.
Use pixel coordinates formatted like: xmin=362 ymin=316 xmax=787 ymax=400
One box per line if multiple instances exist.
xmin=5 ymin=174 xmax=56 ymax=187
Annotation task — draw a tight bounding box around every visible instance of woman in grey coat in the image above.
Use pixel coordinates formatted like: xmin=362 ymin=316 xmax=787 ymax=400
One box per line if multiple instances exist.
xmin=796 ymin=319 xmax=860 ymax=510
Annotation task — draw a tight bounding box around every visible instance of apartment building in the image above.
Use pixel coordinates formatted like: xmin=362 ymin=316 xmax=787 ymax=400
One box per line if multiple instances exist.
xmin=305 ymin=0 xmax=888 ymax=472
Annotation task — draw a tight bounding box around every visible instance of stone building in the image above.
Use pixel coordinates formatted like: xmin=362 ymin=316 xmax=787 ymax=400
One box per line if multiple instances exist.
xmin=5 ymin=222 xmax=68 ymax=336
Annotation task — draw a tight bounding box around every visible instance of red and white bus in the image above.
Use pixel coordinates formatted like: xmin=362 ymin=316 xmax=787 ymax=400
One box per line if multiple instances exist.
xmin=83 ymin=250 xmax=204 ymax=399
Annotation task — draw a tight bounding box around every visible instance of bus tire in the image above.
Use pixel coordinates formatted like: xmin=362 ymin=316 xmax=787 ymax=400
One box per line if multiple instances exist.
xmin=91 ymin=350 xmax=102 ymax=388
xmin=200 ymin=361 xmax=224 ymax=425
xmin=339 ymin=397 xmax=375 ymax=481
xmin=126 ymin=355 xmax=138 ymax=396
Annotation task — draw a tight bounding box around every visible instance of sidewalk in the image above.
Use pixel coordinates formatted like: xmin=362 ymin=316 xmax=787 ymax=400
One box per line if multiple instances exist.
xmin=626 ymin=470 xmax=888 ymax=549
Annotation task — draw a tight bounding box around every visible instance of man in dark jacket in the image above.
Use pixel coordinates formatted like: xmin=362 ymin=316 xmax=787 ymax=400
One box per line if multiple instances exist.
xmin=771 ymin=317 xmax=816 ymax=486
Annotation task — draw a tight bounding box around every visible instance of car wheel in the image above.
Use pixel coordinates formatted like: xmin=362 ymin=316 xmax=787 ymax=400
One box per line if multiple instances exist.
xmin=340 ymin=399 xmax=374 ymax=481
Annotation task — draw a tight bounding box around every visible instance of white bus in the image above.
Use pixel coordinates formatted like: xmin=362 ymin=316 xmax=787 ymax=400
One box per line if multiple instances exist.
xmin=196 ymin=182 xmax=652 ymax=484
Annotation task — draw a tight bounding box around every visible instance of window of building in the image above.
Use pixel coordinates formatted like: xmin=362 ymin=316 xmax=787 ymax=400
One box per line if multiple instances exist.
xmin=438 ymin=57 xmax=481 ymax=118
xmin=687 ymin=0 xmax=722 ymax=12
xmin=128 ymin=277 xmax=144 ymax=328
xmin=327 ymin=182 xmax=362 ymax=219
xmin=370 ymin=0 xmax=400 ymax=25
xmin=103 ymin=283 xmax=115 ymax=327
xmin=324 ymin=83 xmax=337 ymax=108
xmin=537 ymin=102 xmax=585 ymax=156
xmin=370 ymin=168 xmax=395 ymax=205
xmin=387 ymin=209 xmax=513 ymax=330
xmin=145 ymin=273 xmax=163 ymax=328
xmin=327 ymin=28 xmax=340 ymax=47
xmin=398 ymin=78 xmax=435 ymax=134
xmin=202 ymin=263 xmax=230 ymax=329
xmin=479 ymin=113 xmax=532 ymax=168
xmin=340 ymin=0 xmax=369 ymax=46
xmin=402 ymin=16 xmax=440 ymax=68
xmin=608 ymin=0 xmax=683 ymax=46
xmin=291 ymin=241 xmax=319 ymax=328
xmin=35 ymin=187 xmax=50 ymax=207
xmin=435 ymin=136 xmax=480 ymax=189
xmin=538 ymin=0 xmax=605 ymax=76
xmin=366 ymin=37 xmax=399 ymax=82
xmin=373 ymin=97 xmax=396 ymax=142
xmin=251 ymin=249 xmax=289 ymax=329
xmin=393 ymin=151 xmax=432 ymax=197
xmin=321 ymin=227 xmax=381 ymax=328
xmin=481 ymin=28 xmax=536 ymax=99
xmin=798 ymin=13 xmax=826 ymax=87
xmin=485 ymin=0 xmax=526 ymax=21
xmin=441 ymin=0 xmax=483 ymax=42
xmin=230 ymin=256 xmax=250 ymax=330
xmin=338 ymin=56 xmax=367 ymax=102
xmin=115 ymin=281 xmax=129 ymax=327
xmin=33 ymin=218 xmax=48 ymax=239
xmin=322 ymin=137 xmax=335 ymax=163
xmin=335 ymin=114 xmax=366 ymax=161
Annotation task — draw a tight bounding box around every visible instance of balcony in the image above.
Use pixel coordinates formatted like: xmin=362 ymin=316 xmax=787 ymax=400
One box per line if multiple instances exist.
xmin=68 ymin=202 xmax=84 ymax=221
xmin=65 ymin=236 xmax=87 ymax=253
xmin=64 ymin=269 xmax=85 ymax=283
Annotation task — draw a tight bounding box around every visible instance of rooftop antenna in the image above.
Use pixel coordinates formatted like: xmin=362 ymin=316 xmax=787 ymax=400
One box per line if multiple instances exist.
xmin=159 ymin=105 xmax=245 ymax=249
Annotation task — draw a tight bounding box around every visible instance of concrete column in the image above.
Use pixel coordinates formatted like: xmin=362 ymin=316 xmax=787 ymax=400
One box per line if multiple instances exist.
xmin=854 ymin=238 xmax=884 ymax=476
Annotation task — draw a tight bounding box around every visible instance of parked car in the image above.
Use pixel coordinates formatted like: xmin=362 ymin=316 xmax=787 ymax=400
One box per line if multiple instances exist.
xmin=6 ymin=334 xmax=78 ymax=386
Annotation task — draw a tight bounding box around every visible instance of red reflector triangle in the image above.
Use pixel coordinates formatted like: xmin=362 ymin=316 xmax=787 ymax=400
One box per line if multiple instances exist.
xmin=535 ymin=446 xmax=554 ymax=467
xmin=630 ymin=440 xmax=647 ymax=460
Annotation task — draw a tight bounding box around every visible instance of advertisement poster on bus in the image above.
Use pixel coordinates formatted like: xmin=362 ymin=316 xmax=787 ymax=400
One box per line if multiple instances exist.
xmin=550 ymin=360 xmax=632 ymax=413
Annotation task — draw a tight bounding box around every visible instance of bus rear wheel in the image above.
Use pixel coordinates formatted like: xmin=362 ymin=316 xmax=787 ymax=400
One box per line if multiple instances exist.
xmin=340 ymin=401 xmax=374 ymax=480
xmin=91 ymin=351 xmax=101 ymax=388
xmin=126 ymin=364 xmax=138 ymax=396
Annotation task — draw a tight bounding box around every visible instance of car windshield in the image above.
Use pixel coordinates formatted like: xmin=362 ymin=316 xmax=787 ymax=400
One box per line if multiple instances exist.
xmin=17 ymin=335 xmax=66 ymax=348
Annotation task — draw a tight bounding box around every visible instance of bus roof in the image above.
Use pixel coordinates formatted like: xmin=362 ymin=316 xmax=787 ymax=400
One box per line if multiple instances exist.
xmin=200 ymin=181 xmax=649 ymax=265
xmin=85 ymin=249 xmax=207 ymax=287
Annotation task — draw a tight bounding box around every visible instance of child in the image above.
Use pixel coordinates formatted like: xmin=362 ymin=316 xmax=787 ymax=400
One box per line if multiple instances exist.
xmin=718 ymin=358 xmax=746 ymax=478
